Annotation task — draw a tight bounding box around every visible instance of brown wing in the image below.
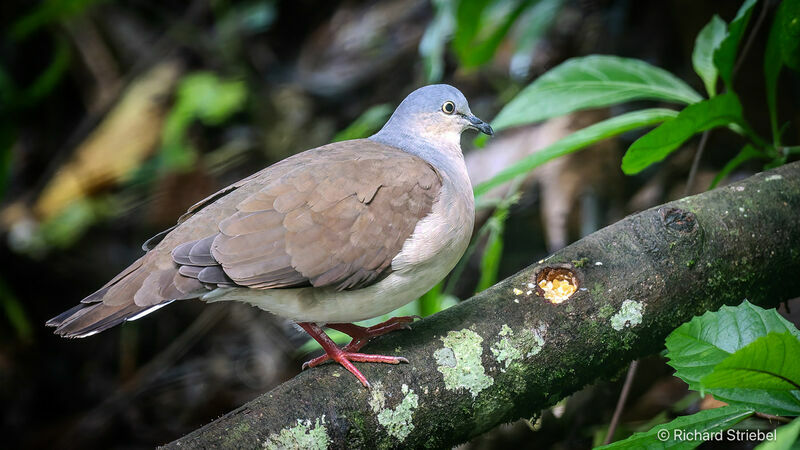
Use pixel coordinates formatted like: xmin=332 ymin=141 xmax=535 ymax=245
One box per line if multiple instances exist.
xmin=170 ymin=140 xmax=442 ymax=291
xmin=211 ymin=145 xmax=441 ymax=290
xmin=48 ymin=139 xmax=440 ymax=337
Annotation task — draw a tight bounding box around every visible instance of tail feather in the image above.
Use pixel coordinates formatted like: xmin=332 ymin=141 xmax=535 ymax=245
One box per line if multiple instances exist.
xmin=51 ymin=302 xmax=150 ymax=338
xmin=48 ymin=254 xmax=206 ymax=338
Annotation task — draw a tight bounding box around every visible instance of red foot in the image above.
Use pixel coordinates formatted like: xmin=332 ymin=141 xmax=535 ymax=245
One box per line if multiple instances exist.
xmin=298 ymin=317 xmax=417 ymax=387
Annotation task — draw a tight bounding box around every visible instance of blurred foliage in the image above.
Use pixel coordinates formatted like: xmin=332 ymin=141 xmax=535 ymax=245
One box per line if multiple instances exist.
xmin=0 ymin=36 xmax=71 ymax=111
xmin=476 ymin=179 xmax=521 ymax=292
xmin=478 ymin=0 xmax=799 ymax=195
xmin=332 ymin=104 xmax=393 ymax=142
xmin=0 ymin=276 xmax=32 ymax=343
xmin=420 ymin=0 xmax=564 ymax=81
xmin=9 ymin=0 xmax=107 ymax=40
xmin=39 ymin=196 xmax=115 ymax=249
xmin=159 ymin=72 xmax=248 ymax=172
xmin=0 ymin=125 xmax=14 ymax=202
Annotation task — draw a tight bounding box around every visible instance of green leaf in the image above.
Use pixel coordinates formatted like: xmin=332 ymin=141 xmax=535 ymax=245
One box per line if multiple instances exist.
xmin=419 ymin=0 xmax=456 ymax=82
xmin=509 ymin=0 xmax=564 ymax=79
xmin=756 ymin=417 xmax=800 ymax=450
xmin=598 ymin=406 xmax=753 ymax=449
xmin=160 ymin=72 xmax=247 ymax=171
xmin=666 ymin=300 xmax=800 ymax=392
xmin=477 ymin=209 xmax=508 ymax=292
xmin=704 ymin=333 xmax=800 ymax=391
xmin=0 ymin=276 xmax=33 ymax=342
xmin=492 ymin=55 xmax=702 ymax=131
xmin=621 ymin=93 xmax=743 ymax=174
xmin=475 ymin=108 xmax=678 ymax=197
xmin=10 ymin=0 xmax=107 ymax=40
xmin=701 ymin=332 xmax=800 ymax=416
xmin=764 ymin=11 xmax=783 ymax=147
xmin=453 ymin=0 xmax=537 ymax=69
xmin=709 ymin=144 xmax=765 ymax=189
xmin=0 ymin=124 xmax=15 ymax=202
xmin=178 ymin=73 xmax=247 ymax=125
xmin=713 ymin=0 xmax=758 ymax=89
xmin=765 ymin=0 xmax=800 ymax=145
xmin=418 ymin=282 xmax=443 ymax=317
xmin=477 ymin=222 xmax=504 ymax=292
xmin=692 ymin=15 xmax=727 ymax=97
xmin=332 ymin=104 xmax=393 ymax=142
xmin=778 ymin=0 xmax=800 ymax=71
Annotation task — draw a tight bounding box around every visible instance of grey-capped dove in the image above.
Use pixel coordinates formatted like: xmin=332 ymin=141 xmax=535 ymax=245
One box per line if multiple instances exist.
xmin=47 ymin=84 xmax=494 ymax=387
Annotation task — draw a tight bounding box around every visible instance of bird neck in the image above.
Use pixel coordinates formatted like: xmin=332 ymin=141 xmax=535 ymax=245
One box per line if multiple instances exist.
xmin=369 ymin=116 xmax=467 ymax=184
xmin=370 ymin=131 xmax=464 ymax=179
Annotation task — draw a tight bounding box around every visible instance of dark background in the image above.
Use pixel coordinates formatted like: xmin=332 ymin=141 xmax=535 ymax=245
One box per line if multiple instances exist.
xmin=1 ymin=0 xmax=798 ymax=448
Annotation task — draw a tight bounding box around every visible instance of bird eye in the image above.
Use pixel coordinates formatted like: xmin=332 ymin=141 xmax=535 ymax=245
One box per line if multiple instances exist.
xmin=442 ymin=101 xmax=455 ymax=115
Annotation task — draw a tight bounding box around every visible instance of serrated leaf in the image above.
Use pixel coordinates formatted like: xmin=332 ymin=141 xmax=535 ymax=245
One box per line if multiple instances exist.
xmin=703 ymin=333 xmax=800 ymax=391
xmin=621 ymin=93 xmax=743 ymax=174
xmin=693 ymin=15 xmax=727 ymax=97
xmin=598 ymin=406 xmax=753 ymax=449
xmin=491 ymin=55 xmax=702 ymax=131
xmin=756 ymin=417 xmax=800 ymax=450
xmin=666 ymin=301 xmax=800 ymax=392
xmin=700 ymin=332 xmax=800 ymax=416
xmin=713 ymin=0 xmax=758 ymax=89
xmin=474 ymin=108 xmax=678 ymax=197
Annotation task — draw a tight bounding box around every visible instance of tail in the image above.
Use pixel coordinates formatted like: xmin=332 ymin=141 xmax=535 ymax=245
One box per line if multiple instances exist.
xmin=47 ymin=255 xmax=205 ymax=338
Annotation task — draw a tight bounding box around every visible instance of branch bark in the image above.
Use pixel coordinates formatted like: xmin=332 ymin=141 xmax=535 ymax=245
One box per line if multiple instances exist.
xmin=166 ymin=162 xmax=800 ymax=449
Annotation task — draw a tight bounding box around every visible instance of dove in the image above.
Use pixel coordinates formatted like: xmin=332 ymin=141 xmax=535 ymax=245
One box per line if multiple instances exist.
xmin=48 ymin=84 xmax=493 ymax=387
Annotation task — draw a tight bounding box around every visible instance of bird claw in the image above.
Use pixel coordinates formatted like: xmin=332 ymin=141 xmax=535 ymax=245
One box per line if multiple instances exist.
xmin=298 ymin=319 xmax=415 ymax=387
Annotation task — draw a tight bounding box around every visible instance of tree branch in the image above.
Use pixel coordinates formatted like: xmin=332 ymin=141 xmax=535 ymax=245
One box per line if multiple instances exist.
xmin=165 ymin=162 xmax=800 ymax=449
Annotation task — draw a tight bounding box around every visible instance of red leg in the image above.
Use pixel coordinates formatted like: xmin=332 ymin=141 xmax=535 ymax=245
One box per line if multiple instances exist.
xmin=302 ymin=316 xmax=419 ymax=369
xmin=298 ymin=322 xmax=409 ymax=388
xmin=333 ymin=316 xmax=420 ymax=351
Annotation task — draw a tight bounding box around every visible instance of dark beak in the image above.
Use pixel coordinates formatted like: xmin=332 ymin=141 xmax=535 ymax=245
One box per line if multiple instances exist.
xmin=465 ymin=114 xmax=494 ymax=136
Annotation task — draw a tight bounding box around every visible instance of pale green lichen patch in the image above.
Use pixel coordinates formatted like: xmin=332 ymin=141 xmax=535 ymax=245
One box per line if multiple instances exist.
xmin=526 ymin=323 xmax=546 ymax=357
xmin=263 ymin=416 xmax=329 ymax=450
xmin=610 ymin=300 xmax=644 ymax=331
xmin=765 ymin=174 xmax=783 ymax=181
xmin=490 ymin=323 xmax=547 ymax=371
xmin=434 ymin=329 xmax=493 ymax=397
xmin=490 ymin=325 xmax=522 ymax=371
xmin=368 ymin=383 xmax=419 ymax=441
xmin=369 ymin=382 xmax=387 ymax=413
